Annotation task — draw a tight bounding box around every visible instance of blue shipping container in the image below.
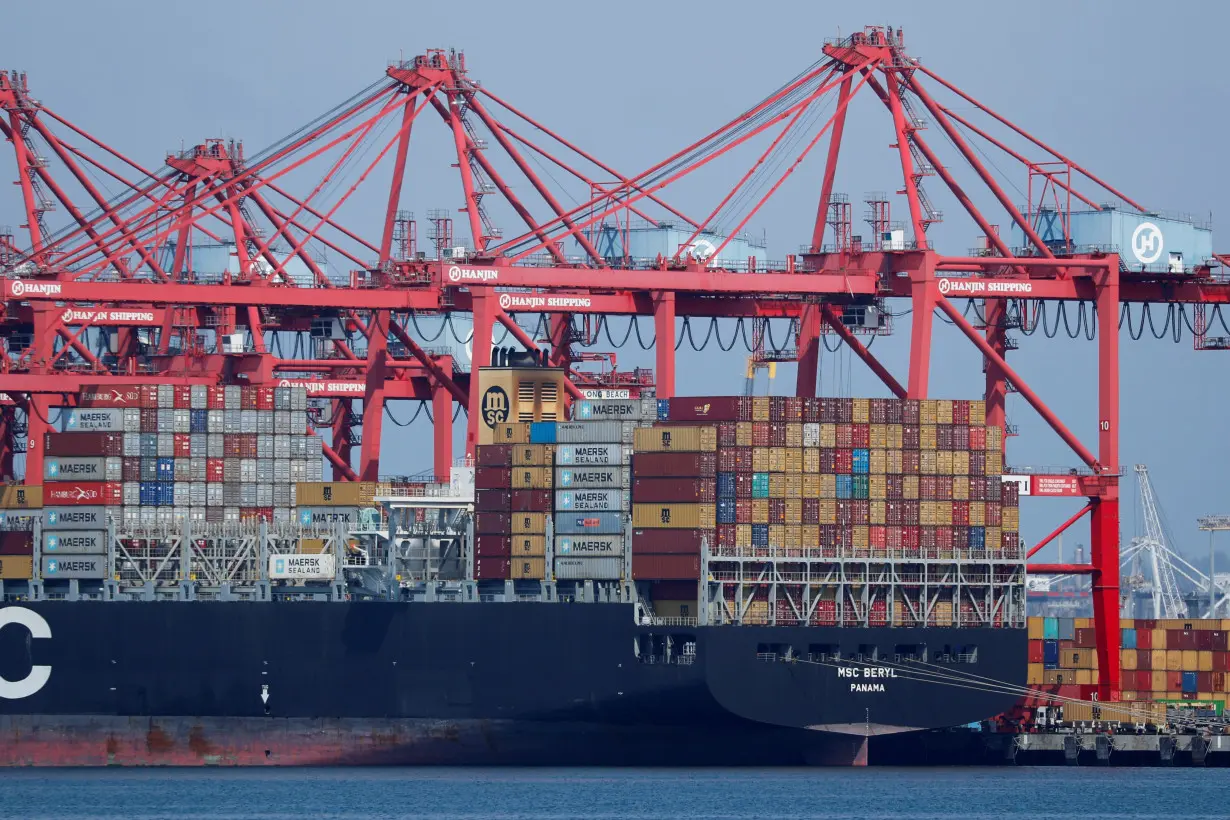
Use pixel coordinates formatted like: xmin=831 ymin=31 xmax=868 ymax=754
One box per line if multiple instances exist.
xmin=716 ymin=473 xmax=736 ymax=499
xmin=1043 ymin=617 xmax=1059 ymax=640
xmin=1122 ymin=628 xmax=1137 ymax=649
xmin=852 ymin=449 xmax=870 ymax=474
xmin=657 ymin=399 xmax=670 ymax=420
xmin=1182 ymin=671 xmax=1199 ymax=693
xmin=752 ymin=473 xmax=770 ymax=499
xmin=836 ymin=475 xmax=853 ymax=499
xmin=751 ymin=524 xmax=770 ymax=547
xmin=1058 ymin=619 xmax=1076 ymax=640
xmin=190 ymin=409 xmax=208 ymax=433
xmin=553 ymin=512 xmax=623 ymax=535
xmin=716 ymin=499 xmax=736 ymax=525
xmin=529 ymin=422 xmax=557 ymax=444
xmin=968 ymin=526 xmax=986 ymax=550
xmin=157 ymin=458 xmax=175 ymax=479
xmin=1043 ymin=639 xmax=1060 ymax=666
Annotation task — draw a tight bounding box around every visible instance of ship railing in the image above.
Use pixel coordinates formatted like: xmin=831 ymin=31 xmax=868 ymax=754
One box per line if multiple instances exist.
xmin=646 ymin=616 xmax=698 ymax=627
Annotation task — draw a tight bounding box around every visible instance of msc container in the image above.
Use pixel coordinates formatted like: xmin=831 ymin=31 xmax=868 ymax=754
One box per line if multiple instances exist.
xmin=295 ymin=482 xmax=364 ymax=507
xmin=0 ymin=555 xmax=35 ymax=579
xmin=511 ymin=444 xmax=555 ymax=467
xmin=510 ymin=535 xmax=547 ymax=557
xmin=511 ymin=467 xmax=553 ymax=489
xmin=42 ymin=554 xmax=107 ymax=579
xmin=631 ymin=553 xmax=701 ymax=580
xmin=511 ymin=557 xmax=547 ymax=579
xmin=0 ymin=485 xmax=42 ymax=509
xmin=556 ymin=489 xmax=626 ymax=512
xmin=631 ymin=452 xmax=717 ymax=477
xmin=529 ymin=421 xmax=557 ymax=444
xmin=44 ymin=432 xmax=123 ymax=458
xmin=556 ymin=444 xmax=624 ymax=466
xmin=632 ymin=478 xmax=715 ymax=503
xmin=667 ymin=396 xmax=750 ymax=422
xmin=554 ymin=512 xmax=624 ymax=535
xmin=0 ymin=532 xmax=34 ymax=555
xmin=511 ymin=512 xmax=548 ymax=534
xmin=555 ymin=466 xmax=629 ymax=489
xmin=633 ymin=426 xmax=716 ymax=453
xmin=43 ymin=530 xmax=106 ymax=554
xmin=474 ymin=557 xmax=512 ymax=579
xmin=631 ymin=503 xmax=714 ymax=529
xmin=555 ymin=556 xmax=623 ymax=580
xmin=557 ymin=534 xmax=624 ymax=557
xmin=632 ymin=528 xmax=705 ymax=554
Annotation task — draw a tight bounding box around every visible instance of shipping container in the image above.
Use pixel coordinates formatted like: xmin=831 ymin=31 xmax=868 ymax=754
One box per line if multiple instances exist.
xmin=44 ymin=432 xmax=124 ymax=458
xmin=556 ymin=444 xmax=625 ymax=466
xmin=631 ymin=528 xmax=706 ymax=554
xmin=511 ymin=490 xmax=553 ymax=511
xmin=510 ymin=535 xmax=547 ymax=557
xmin=43 ymin=530 xmax=107 ymax=554
xmin=574 ymin=399 xmax=653 ymax=421
xmin=631 ymin=478 xmax=715 ymax=504
xmin=632 ymin=503 xmax=714 ymax=529
xmin=633 ymin=426 xmax=716 ymax=453
xmin=555 ymin=466 xmax=629 ymax=489
xmin=555 ymin=489 xmax=626 ymax=512
xmin=667 ymin=396 xmax=749 ymax=422
xmin=511 ymin=512 xmax=548 ymax=534
xmin=44 ymin=482 xmax=122 ymax=506
xmin=268 ymin=553 xmax=336 ymax=580
xmin=511 ymin=557 xmax=547 ymax=579
xmin=474 ymin=557 xmax=512 ymax=579
xmin=631 ymin=553 xmax=701 ymax=580
xmin=0 ymin=485 xmax=43 ymax=510
xmin=42 ymin=554 xmax=107 ymax=579
xmin=0 ymin=555 xmax=35 ymax=579
xmin=557 ymin=535 xmax=624 ymax=557
xmin=555 ymin=556 xmax=623 ymax=580
xmin=61 ymin=408 xmax=125 ymax=433
xmin=476 ymin=445 xmax=512 ymax=468
xmin=475 ymin=535 xmax=512 ymax=557
xmin=0 ymin=532 xmax=34 ymax=555
xmin=631 ymin=452 xmax=716 ymax=477
xmin=294 ymin=482 xmax=366 ymax=507
xmin=553 ymin=512 xmax=624 ymax=535
xmin=511 ymin=444 xmax=555 ymax=467
xmin=511 ymin=467 xmax=553 ymax=489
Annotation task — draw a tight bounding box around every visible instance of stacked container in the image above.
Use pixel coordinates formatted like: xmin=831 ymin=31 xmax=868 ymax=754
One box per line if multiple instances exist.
xmin=629 ymin=428 xmax=717 ymax=581
xmin=43 ymin=385 xmax=321 ymax=539
xmin=473 ymin=422 xmax=553 ymax=580
xmin=1025 ymin=616 xmax=1230 ymax=717
xmin=0 ymin=484 xmax=41 ymax=582
xmin=552 ymin=398 xmax=656 ymax=581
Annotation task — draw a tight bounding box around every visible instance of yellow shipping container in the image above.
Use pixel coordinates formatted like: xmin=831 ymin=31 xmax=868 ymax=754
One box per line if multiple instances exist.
xmin=736 ymin=524 xmax=753 ymax=548
xmin=296 ymin=482 xmax=364 ymax=507
xmin=1028 ymin=617 xmax=1044 ymax=640
xmin=512 ymin=557 xmax=546 ymax=579
xmin=920 ymin=400 xmax=939 ymax=425
xmin=852 ymin=398 xmax=870 ymax=423
xmin=986 ymin=526 xmax=1002 ymax=549
xmin=969 ymin=400 xmax=986 ymax=426
xmin=802 ymin=474 xmax=821 ymax=498
xmin=1199 ymin=651 xmax=1214 ymax=672
xmin=1075 ymin=618 xmax=1091 ymax=629
xmin=784 ymin=525 xmax=802 ymax=549
xmin=1152 ymin=670 xmax=1168 ymax=691
xmin=887 ymin=449 xmax=903 ymax=474
xmin=803 ymin=448 xmax=820 ymax=474
xmin=819 ymin=499 xmax=837 ymax=525
xmin=920 ymin=425 xmax=938 ymax=450
xmin=820 ymin=423 xmax=837 ymax=447
xmin=1027 ymin=663 xmax=1044 ymax=684
xmin=920 ymin=502 xmax=937 ymax=526
xmin=736 ymin=422 xmax=753 ymax=447
xmin=936 ymin=399 xmax=953 ymax=425
xmin=1152 ymin=649 xmax=1167 ymax=670
xmin=969 ymin=501 xmax=985 ymax=526
xmin=0 ymin=556 xmax=34 ymax=580
xmin=1121 ymin=649 xmax=1137 ymax=670
xmin=783 ymin=474 xmax=803 ymax=498
xmin=511 ymin=512 xmax=548 ymax=534
xmin=512 ymin=444 xmax=555 ymax=466
xmin=785 ymin=423 xmax=803 ymax=448
xmin=951 ymin=450 xmax=970 ymax=476
xmin=752 ymin=499 xmax=770 ymax=524
xmin=903 ymin=475 xmax=919 ymax=500
xmin=752 ymin=396 xmax=771 ymax=421
xmin=1060 ymin=648 xmax=1094 ymax=669
xmin=986 ymin=451 xmax=1004 ymax=475
xmin=1153 ymin=629 xmax=1167 ymax=649
xmin=919 ymin=451 xmax=937 ymax=475
xmin=784 ymin=499 xmax=802 ymax=522
xmin=888 ymin=424 xmax=904 ymax=449
xmin=936 ymin=450 xmax=954 ymax=476
xmin=299 ymin=538 xmax=326 ymax=555
xmin=493 ymin=423 xmax=531 ymax=444
xmin=0 ymin=485 xmax=42 ymax=510
xmin=802 ymin=524 xmax=820 ymax=549
xmin=511 ymin=467 xmax=553 ymax=489
xmin=1182 ymin=650 xmax=1199 ymax=670
xmin=952 ymin=476 xmax=969 ymax=501
xmin=1165 ymin=651 xmax=1182 ymax=672
xmin=1002 ymin=507 xmax=1020 ymax=531
xmin=631 ymin=503 xmax=713 ymax=529
xmin=819 ymin=474 xmax=837 ymax=499
xmin=752 ymin=448 xmax=770 ymax=472
xmin=784 ymin=448 xmax=804 ymax=474
xmin=1121 ymin=618 xmax=1135 ymax=629
xmin=937 ymin=502 xmax=953 ymax=526
xmin=769 ymin=474 xmax=788 ymax=498
xmin=870 ymin=449 xmax=887 ymax=475
xmin=852 ymin=525 xmax=869 ymax=550
xmin=511 ymin=535 xmax=547 ymax=556
xmin=1076 ymin=669 xmax=1093 ymax=686
xmin=869 ymin=475 xmax=887 ymax=500
xmin=769 ymin=524 xmax=786 ymax=547
xmin=986 ymin=425 xmax=1003 ymax=451
xmin=768 ymin=448 xmax=786 ymax=473
xmin=870 ymin=425 xmax=889 ymax=448
xmin=633 ymin=425 xmax=716 ymax=453
xmin=870 ymin=500 xmax=886 ymax=526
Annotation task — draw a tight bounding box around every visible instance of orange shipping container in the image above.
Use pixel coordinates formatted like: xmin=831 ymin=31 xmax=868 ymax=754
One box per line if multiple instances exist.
xmin=633 ymin=426 xmax=716 ymax=453
xmin=0 ymin=556 xmax=34 ymax=579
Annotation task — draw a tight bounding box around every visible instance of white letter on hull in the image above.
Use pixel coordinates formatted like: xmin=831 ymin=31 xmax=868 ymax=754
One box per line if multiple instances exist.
xmin=0 ymin=607 xmax=52 ymax=699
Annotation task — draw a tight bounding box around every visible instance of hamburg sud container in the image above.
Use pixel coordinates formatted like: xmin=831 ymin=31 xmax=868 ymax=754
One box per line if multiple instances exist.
xmin=43 ymin=385 xmax=321 ymax=542
xmin=473 ymin=428 xmax=552 ymax=581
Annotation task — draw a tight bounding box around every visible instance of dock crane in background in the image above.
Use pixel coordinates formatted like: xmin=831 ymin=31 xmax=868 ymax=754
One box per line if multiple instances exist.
xmin=1120 ymin=465 xmax=1189 ymax=618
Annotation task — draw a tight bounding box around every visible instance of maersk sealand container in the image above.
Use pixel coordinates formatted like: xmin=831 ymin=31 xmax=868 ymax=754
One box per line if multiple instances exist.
xmin=1014 ymin=207 xmax=1212 ymax=273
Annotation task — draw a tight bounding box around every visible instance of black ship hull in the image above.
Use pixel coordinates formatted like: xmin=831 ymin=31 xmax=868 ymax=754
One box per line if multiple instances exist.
xmin=0 ymin=602 xmax=1026 ymax=765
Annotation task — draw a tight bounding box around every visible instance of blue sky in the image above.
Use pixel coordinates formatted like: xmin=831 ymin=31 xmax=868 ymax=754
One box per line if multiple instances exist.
xmin=4 ymin=0 xmax=1228 ymax=570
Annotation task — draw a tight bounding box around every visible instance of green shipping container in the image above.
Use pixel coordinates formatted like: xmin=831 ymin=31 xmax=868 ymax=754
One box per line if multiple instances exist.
xmin=752 ymin=473 xmax=770 ymax=499
xmin=853 ymin=475 xmax=870 ymax=500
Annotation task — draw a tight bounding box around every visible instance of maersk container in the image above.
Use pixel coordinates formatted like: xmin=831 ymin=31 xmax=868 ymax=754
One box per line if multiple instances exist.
xmin=555 ymin=489 xmax=626 ymax=513
xmin=43 ymin=530 xmax=106 ymax=555
xmin=556 ymin=444 xmax=624 ymax=466
xmin=554 ymin=512 xmax=624 ymax=535
xmin=529 ymin=421 xmax=557 ymax=444
xmin=556 ymin=421 xmax=622 ymax=444
xmin=42 ymin=554 xmax=107 ymax=579
xmin=555 ymin=466 xmax=629 ymax=489
xmin=574 ymin=400 xmax=652 ymax=421
xmin=557 ymin=534 xmax=624 ymax=557
xmin=62 ymin=408 xmax=125 ymax=433
xmin=43 ymin=506 xmax=108 ymax=530
xmin=44 ymin=456 xmax=107 ymax=481
xmin=554 ymin=556 xmax=622 ymax=580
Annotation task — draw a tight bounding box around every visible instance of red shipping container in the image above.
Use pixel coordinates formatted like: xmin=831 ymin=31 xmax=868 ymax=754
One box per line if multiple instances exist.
xmin=935 ymin=526 xmax=954 ymax=551
xmin=632 ymin=452 xmax=716 ymax=477
xmin=834 ymin=449 xmax=853 ymax=474
xmin=835 ymin=398 xmax=854 ymax=423
xmin=1028 ymin=641 xmax=1044 ymax=663
xmin=803 ymin=398 xmax=821 ymax=424
xmin=240 ymin=434 xmax=258 ymax=458
xmin=952 ymin=400 xmax=970 ymax=425
xmin=257 ymin=387 xmax=275 ymax=411
xmin=952 ymin=501 xmax=969 ymax=527
xmin=1197 ymin=630 xmax=1215 ymax=651
xmin=1139 ymin=618 xmax=1158 ymax=630
xmin=475 ymin=512 xmax=512 ymax=534
xmin=901 ymin=400 xmax=921 ymax=425
xmin=632 ymin=554 xmax=700 ymax=581
xmin=902 ymin=451 xmax=920 ymax=474
xmin=138 ymin=385 xmax=160 ymax=409
xmin=819 ymin=449 xmax=837 ymax=473
xmin=768 ymin=498 xmax=786 ymax=525
xmin=122 ymin=458 xmax=141 ymax=482
xmin=735 ymin=498 xmax=752 ymax=524
xmin=474 ymin=467 xmax=512 ymax=487
xmin=173 ymin=434 xmax=192 ymax=458
xmin=667 ymin=396 xmax=749 ymax=422
xmin=920 ymin=527 xmax=938 ymax=550
xmin=475 ymin=557 xmax=512 ymax=579
xmin=1198 ymin=671 xmax=1214 ymax=692
xmin=1213 ymin=632 xmax=1228 ymax=651
xmin=223 ymin=436 xmax=242 ymax=458
xmin=78 ymin=385 xmax=143 ymax=407
xmin=802 ymin=498 xmax=820 ymax=525
xmin=835 ymin=424 xmax=853 ymax=448
xmin=886 ymin=401 xmax=903 ymax=424
xmin=207 ymin=386 xmax=226 ymax=410
xmin=1215 ymin=672 xmax=1227 ymax=691
xmin=1136 ymin=628 xmax=1153 ymax=650
xmin=852 ymin=500 xmax=869 ymax=525
xmin=1167 ymin=671 xmax=1184 ymax=691
xmin=476 ymin=489 xmax=512 ymax=511
xmin=1073 ymin=628 xmax=1096 ymax=648
xmin=44 ymin=432 xmax=123 ymax=457
xmin=44 ymin=481 xmax=122 ymax=506
xmin=477 ymin=445 xmax=513 ymax=468
xmin=649 ymin=580 xmax=697 ymax=600
xmin=241 ymin=387 xmax=258 ymax=411
xmin=717 ymin=524 xmax=737 ymax=549
xmin=1137 ymin=650 xmax=1152 ymax=671
xmin=475 ymin=535 xmax=512 ymax=556
xmin=511 ymin=490 xmax=551 ymax=511
xmin=734 ymin=473 xmax=753 ymax=498
xmin=968 ymin=427 xmax=986 ymax=451
xmin=851 ymin=424 xmax=870 ymax=449
xmin=206 ymin=459 xmax=225 ymax=482
xmin=717 ymin=449 xmax=738 ymax=472
xmin=886 ymin=475 xmax=904 ymax=500
xmin=632 ymin=528 xmax=704 ymax=555
xmin=937 ymin=425 xmax=953 ymax=450
xmin=769 ymin=396 xmax=787 ymax=422
xmin=751 ymin=423 xmax=771 ymax=447
xmin=920 ymin=476 xmax=936 ymax=501
xmin=836 ymin=500 xmax=853 ymax=526
xmin=902 ymin=525 xmax=921 ymax=552
xmin=0 ymin=532 xmax=34 ymax=555
xmin=734 ymin=448 xmax=754 ymax=473
xmin=768 ymin=423 xmax=787 ymax=447
xmin=902 ymin=425 xmax=921 ymax=449
xmin=986 ymin=502 xmax=1002 ymax=526
xmin=869 ymin=525 xmax=887 ymax=550
xmin=952 ymin=425 xmax=970 ymax=450
xmin=783 ymin=397 xmax=803 ymax=422
xmin=818 ymin=398 xmax=839 ymax=424
xmin=173 ymin=385 xmax=192 ymax=409
xmin=886 ymin=526 xmax=903 ymax=551
xmin=716 ymin=422 xmax=737 ymax=448
xmin=633 ymin=478 xmax=715 ymax=503
xmin=869 ymin=399 xmax=889 ymax=425
xmin=1002 ymin=482 xmax=1020 ymax=506
xmin=818 ymin=524 xmax=837 ymax=547
xmin=140 ymin=408 xmax=159 ymax=433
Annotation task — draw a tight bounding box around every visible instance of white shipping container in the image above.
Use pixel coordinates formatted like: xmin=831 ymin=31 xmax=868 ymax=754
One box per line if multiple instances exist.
xmin=191 ymin=433 xmax=207 ymax=455
xmin=173 ymin=409 xmax=191 ymax=433
xmin=123 ymin=506 xmax=141 ymax=524
xmin=291 ymin=437 xmax=311 ymax=458
xmin=307 ymin=460 xmax=323 ymax=481
xmin=224 ymin=506 xmax=241 ymax=522
xmin=207 ymin=410 xmax=224 ymax=433
xmin=272 ymin=507 xmax=294 ymax=523
xmin=240 ymin=459 xmax=257 ymax=483
xmin=257 ymin=412 xmax=274 ymax=435
xmin=189 ymin=457 xmax=206 ymax=482
xmin=290 ymin=413 xmax=307 ymax=435
xmin=553 ymin=556 xmax=623 ymax=580
xmin=555 ymin=489 xmax=627 ymax=512
xmin=158 ymin=409 xmax=175 ymax=430
xmin=174 ymin=458 xmax=191 ymax=481
xmin=573 ymin=399 xmax=652 ymax=421
xmin=62 ymin=408 xmax=125 ymax=433
xmin=274 ymin=436 xmax=291 ymax=459
xmin=171 ymin=506 xmax=188 ymax=523
xmin=223 ymin=483 xmax=241 ymax=505
xmin=157 ymin=384 xmax=174 ymax=407
xmin=190 ymin=482 xmax=207 ymax=506
xmin=289 ymin=460 xmax=307 ymax=482
xmin=268 ymin=553 xmax=335 ymax=580
xmin=274 ymin=411 xmax=291 ymax=434
xmin=206 ymin=483 xmax=224 ymax=507
xmin=556 ymin=534 xmax=625 ymax=557
xmin=257 ymin=460 xmax=274 ymax=483
xmin=188 ymin=506 xmax=207 ymax=521
xmin=257 ymin=435 xmax=273 ymax=459
xmin=224 ymin=459 xmax=240 ymax=482
xmin=156 ymin=507 xmax=174 ymax=525
xmin=140 ymin=506 xmax=158 ymax=525
xmin=43 ymin=456 xmax=107 ymax=481
xmin=256 ymin=484 xmax=273 ymax=507
xmin=272 ymin=484 xmax=292 ymax=507
xmin=190 ymin=385 xmax=208 ymax=410
xmin=224 ymin=385 xmax=241 ymax=410
xmin=123 ymin=432 xmax=141 ymax=457
xmin=289 ymin=388 xmax=307 ymax=411
xmin=173 ymin=483 xmax=189 ymax=506
xmin=803 ymin=423 xmax=820 ymax=447
xmin=241 ymin=410 xmax=258 ymax=434
xmin=123 ymin=482 xmax=140 ymax=506
xmin=123 ymin=408 xmax=141 ymax=433
xmin=555 ymin=421 xmax=622 ymax=444
xmin=240 ymin=484 xmax=257 ymax=507
xmin=556 ymin=444 xmax=625 ymax=466
xmin=274 ymin=387 xmax=292 ymax=410
xmin=207 ymin=435 xmax=224 ymax=459
xmin=224 ymin=409 xmax=241 ymax=434
xmin=157 ymin=433 xmax=174 ymax=457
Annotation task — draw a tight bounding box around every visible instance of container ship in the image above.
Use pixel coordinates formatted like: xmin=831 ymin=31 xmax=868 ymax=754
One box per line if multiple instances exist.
xmin=0 ymin=374 xmax=1027 ymax=766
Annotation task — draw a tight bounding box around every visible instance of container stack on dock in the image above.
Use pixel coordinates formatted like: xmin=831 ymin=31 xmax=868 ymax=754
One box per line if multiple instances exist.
xmin=1024 ymin=616 xmax=1230 ymax=720
xmin=630 ymin=425 xmax=716 ymax=582
xmin=0 ymin=484 xmax=41 ymax=583
xmin=473 ymin=422 xmax=554 ymax=580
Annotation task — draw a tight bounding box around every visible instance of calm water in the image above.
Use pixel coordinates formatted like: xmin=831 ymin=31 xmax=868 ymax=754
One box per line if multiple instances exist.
xmin=0 ymin=767 xmax=1225 ymax=819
